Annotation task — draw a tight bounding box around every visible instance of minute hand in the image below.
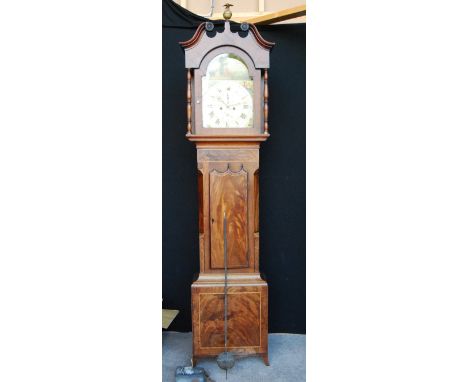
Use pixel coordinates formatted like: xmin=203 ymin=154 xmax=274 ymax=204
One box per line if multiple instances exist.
xmin=227 ymin=96 xmax=250 ymax=107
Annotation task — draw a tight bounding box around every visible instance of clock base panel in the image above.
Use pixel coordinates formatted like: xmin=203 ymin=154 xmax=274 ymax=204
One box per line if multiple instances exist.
xmin=191 ymin=275 xmax=268 ymax=365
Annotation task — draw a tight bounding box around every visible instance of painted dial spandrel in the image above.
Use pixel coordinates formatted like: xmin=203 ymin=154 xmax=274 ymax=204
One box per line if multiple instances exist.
xmin=202 ymin=54 xmax=254 ymax=128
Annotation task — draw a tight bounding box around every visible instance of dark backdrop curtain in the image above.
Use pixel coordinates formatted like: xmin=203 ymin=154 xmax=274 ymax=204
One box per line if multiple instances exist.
xmin=162 ymin=0 xmax=306 ymax=334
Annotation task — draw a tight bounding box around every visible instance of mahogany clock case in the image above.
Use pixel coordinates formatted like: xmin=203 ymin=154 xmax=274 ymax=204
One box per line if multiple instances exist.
xmin=162 ymin=0 xmax=306 ymax=335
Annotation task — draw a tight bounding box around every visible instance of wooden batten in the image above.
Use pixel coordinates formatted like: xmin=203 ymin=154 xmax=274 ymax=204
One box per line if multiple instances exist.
xmin=245 ymin=4 xmax=306 ymax=25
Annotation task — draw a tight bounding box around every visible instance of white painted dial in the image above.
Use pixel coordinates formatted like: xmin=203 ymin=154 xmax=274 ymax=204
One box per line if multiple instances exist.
xmin=203 ymin=80 xmax=254 ymax=128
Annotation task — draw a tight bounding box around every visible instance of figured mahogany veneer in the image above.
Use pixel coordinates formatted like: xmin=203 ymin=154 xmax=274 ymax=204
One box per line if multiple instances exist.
xmin=191 ymin=143 xmax=269 ymax=366
xmin=192 ymin=277 xmax=269 ymax=366
xmin=196 ymin=144 xmax=260 ymax=274
xmin=180 ymin=19 xmax=274 ymax=366
xmin=209 ymin=167 xmax=248 ymax=269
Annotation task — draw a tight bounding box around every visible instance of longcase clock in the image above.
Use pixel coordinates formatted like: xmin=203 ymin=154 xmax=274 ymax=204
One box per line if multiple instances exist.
xmin=180 ymin=12 xmax=274 ymax=366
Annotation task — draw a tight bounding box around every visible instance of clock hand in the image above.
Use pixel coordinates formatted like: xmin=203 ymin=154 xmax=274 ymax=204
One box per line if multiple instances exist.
xmin=215 ymin=97 xmax=228 ymax=106
xmin=227 ymin=98 xmax=250 ymax=107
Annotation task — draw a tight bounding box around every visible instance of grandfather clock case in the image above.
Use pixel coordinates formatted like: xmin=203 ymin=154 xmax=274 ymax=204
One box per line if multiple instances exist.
xmin=180 ymin=18 xmax=274 ymax=366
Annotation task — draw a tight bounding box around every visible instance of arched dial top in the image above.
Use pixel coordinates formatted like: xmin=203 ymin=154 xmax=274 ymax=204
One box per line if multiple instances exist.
xmin=202 ymin=53 xmax=254 ymax=129
xmin=193 ymin=45 xmax=262 ymax=136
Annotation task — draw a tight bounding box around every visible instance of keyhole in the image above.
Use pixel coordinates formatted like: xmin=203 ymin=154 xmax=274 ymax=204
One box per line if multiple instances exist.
xmin=212 ymin=218 xmax=214 ymax=224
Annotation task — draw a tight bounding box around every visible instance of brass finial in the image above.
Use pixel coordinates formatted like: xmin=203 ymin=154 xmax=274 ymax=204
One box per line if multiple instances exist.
xmin=223 ymin=3 xmax=233 ymax=20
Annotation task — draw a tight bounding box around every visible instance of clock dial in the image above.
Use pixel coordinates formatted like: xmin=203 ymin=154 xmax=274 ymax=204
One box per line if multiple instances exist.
xmin=202 ymin=53 xmax=254 ymax=129
xmin=203 ymin=80 xmax=253 ymax=128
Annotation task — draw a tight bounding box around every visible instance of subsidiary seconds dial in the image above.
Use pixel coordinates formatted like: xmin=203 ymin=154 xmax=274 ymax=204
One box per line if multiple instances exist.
xmin=202 ymin=80 xmax=254 ymax=128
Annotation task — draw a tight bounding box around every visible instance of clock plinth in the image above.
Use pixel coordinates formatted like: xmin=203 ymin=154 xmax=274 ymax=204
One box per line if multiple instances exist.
xmin=180 ymin=21 xmax=274 ymax=366
xmin=191 ymin=274 xmax=268 ymax=366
